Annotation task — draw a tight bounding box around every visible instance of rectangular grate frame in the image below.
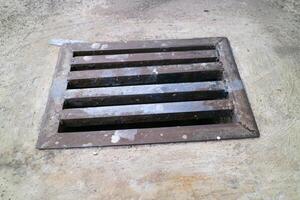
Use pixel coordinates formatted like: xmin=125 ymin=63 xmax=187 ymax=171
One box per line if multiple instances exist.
xmin=37 ymin=37 xmax=259 ymax=149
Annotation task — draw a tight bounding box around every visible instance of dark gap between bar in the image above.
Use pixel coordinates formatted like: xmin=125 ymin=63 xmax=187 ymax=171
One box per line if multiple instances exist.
xmin=58 ymin=114 xmax=233 ymax=133
xmin=73 ymin=45 xmax=216 ymax=57
xmin=63 ymin=91 xmax=228 ymax=109
xmin=67 ymin=71 xmax=223 ymax=89
xmin=70 ymin=57 xmax=218 ymax=71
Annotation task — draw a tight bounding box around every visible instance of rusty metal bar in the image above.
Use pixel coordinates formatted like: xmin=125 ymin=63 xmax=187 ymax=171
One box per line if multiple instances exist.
xmin=71 ymin=37 xmax=222 ymax=56
xmin=64 ymin=81 xmax=226 ymax=108
xmin=39 ymin=123 xmax=252 ymax=149
xmin=67 ymin=63 xmax=223 ymax=88
xmin=60 ymin=100 xmax=233 ymax=127
xmin=71 ymin=50 xmax=218 ymax=70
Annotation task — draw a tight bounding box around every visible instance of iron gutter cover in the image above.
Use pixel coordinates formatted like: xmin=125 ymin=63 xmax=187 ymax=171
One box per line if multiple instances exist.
xmin=37 ymin=37 xmax=259 ymax=149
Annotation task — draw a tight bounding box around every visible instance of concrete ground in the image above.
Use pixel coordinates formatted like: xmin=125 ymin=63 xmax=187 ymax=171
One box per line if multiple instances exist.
xmin=0 ymin=0 xmax=299 ymax=199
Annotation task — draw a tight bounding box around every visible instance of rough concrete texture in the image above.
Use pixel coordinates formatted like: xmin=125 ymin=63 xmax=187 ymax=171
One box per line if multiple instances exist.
xmin=0 ymin=0 xmax=299 ymax=199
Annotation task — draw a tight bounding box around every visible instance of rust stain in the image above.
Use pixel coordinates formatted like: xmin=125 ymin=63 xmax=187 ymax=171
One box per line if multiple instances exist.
xmin=137 ymin=170 xmax=210 ymax=191
xmin=171 ymin=175 xmax=207 ymax=190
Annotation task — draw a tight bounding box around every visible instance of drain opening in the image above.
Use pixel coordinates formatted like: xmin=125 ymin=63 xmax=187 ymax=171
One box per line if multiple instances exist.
xmin=37 ymin=37 xmax=259 ymax=149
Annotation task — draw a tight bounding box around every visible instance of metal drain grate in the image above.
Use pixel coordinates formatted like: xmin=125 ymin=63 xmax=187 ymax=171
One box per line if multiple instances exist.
xmin=37 ymin=37 xmax=259 ymax=149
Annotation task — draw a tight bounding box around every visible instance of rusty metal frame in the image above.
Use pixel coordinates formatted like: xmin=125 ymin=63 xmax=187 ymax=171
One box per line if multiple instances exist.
xmin=36 ymin=37 xmax=259 ymax=149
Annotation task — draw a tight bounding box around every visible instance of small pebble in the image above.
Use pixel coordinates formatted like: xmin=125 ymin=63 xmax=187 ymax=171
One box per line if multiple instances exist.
xmin=93 ymin=152 xmax=98 ymax=155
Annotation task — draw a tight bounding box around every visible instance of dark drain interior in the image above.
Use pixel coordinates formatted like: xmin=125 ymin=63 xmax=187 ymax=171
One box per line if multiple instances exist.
xmin=37 ymin=38 xmax=259 ymax=149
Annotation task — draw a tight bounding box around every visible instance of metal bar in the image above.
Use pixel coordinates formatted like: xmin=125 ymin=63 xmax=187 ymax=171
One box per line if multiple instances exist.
xmin=60 ymin=100 xmax=233 ymax=127
xmin=71 ymin=37 xmax=222 ymax=56
xmin=38 ymin=123 xmax=252 ymax=149
xmin=36 ymin=46 xmax=72 ymax=148
xmin=67 ymin=63 xmax=223 ymax=88
xmin=71 ymin=50 xmax=218 ymax=70
xmin=217 ymin=38 xmax=259 ymax=136
xmin=64 ymin=81 xmax=226 ymax=108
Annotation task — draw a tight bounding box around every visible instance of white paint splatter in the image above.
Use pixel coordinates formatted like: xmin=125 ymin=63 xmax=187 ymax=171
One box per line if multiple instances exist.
xmin=101 ymin=44 xmax=108 ymax=49
xmin=82 ymin=143 xmax=93 ymax=147
xmin=111 ymin=129 xmax=138 ymax=143
xmin=153 ymin=68 xmax=158 ymax=74
xmin=91 ymin=43 xmax=101 ymax=49
xmin=217 ymin=136 xmax=221 ymax=140
xmin=106 ymin=54 xmax=129 ymax=60
xmin=182 ymin=135 xmax=187 ymax=139
xmin=83 ymin=56 xmax=93 ymax=61
xmin=160 ymin=133 xmax=164 ymax=136
xmin=111 ymin=135 xmax=120 ymax=143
